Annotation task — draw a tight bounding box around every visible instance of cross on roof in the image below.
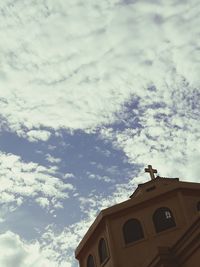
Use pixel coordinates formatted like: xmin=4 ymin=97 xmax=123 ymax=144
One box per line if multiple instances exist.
xmin=145 ymin=165 xmax=158 ymax=180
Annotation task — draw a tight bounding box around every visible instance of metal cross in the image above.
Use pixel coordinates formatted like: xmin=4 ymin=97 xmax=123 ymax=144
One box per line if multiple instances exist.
xmin=145 ymin=165 xmax=157 ymax=180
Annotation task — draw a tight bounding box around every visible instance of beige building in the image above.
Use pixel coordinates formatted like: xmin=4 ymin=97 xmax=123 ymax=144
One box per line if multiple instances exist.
xmin=75 ymin=166 xmax=200 ymax=267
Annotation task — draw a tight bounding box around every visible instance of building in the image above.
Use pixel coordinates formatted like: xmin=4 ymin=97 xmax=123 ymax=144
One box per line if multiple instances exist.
xmin=75 ymin=165 xmax=200 ymax=267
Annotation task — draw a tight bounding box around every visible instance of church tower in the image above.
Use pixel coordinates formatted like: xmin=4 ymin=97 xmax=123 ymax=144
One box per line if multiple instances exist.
xmin=75 ymin=166 xmax=200 ymax=267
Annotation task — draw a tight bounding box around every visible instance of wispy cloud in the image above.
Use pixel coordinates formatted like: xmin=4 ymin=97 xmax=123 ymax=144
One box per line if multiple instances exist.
xmin=0 ymin=0 xmax=199 ymax=266
xmin=0 ymin=231 xmax=70 ymax=267
xmin=0 ymin=0 xmax=199 ymax=139
xmin=0 ymin=152 xmax=74 ymax=211
xmin=100 ymin=82 xmax=200 ymax=182
xmin=25 ymin=130 xmax=52 ymax=142
xmin=46 ymin=154 xmax=61 ymax=164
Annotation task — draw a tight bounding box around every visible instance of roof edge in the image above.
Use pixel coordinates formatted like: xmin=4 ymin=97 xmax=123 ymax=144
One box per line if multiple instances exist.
xmin=75 ymin=178 xmax=200 ymax=258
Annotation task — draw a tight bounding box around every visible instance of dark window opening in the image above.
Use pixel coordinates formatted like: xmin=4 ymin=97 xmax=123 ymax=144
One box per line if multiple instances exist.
xmin=98 ymin=238 xmax=108 ymax=264
xmin=87 ymin=255 xmax=95 ymax=267
xmin=123 ymin=218 xmax=144 ymax=244
xmin=153 ymin=207 xmax=176 ymax=233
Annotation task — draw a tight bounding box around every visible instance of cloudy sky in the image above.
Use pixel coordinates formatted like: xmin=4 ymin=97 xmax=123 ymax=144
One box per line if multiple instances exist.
xmin=0 ymin=0 xmax=199 ymax=266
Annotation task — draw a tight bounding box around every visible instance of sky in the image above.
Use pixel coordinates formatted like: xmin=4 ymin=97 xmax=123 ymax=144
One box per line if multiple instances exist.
xmin=0 ymin=0 xmax=199 ymax=266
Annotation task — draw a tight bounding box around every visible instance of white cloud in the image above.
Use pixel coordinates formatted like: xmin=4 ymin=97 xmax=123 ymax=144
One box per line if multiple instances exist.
xmin=0 ymin=0 xmax=199 ymax=139
xmin=36 ymin=197 xmax=50 ymax=209
xmin=63 ymin=173 xmax=75 ymax=179
xmin=0 ymin=231 xmax=70 ymax=267
xmin=100 ymin=85 xmax=200 ymax=183
xmin=25 ymin=130 xmax=51 ymax=142
xmin=41 ymin=219 xmax=96 ymax=267
xmin=46 ymin=154 xmax=61 ymax=164
xmin=87 ymin=173 xmax=113 ymax=183
xmin=0 ymin=152 xmax=74 ymax=210
xmin=0 ymin=1 xmax=199 ymax=266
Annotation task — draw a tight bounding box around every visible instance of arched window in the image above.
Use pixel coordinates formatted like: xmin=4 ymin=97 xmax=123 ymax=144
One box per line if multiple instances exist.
xmin=197 ymin=201 xmax=200 ymax=211
xmin=153 ymin=207 xmax=176 ymax=233
xmin=87 ymin=254 xmax=95 ymax=267
xmin=123 ymin=218 xmax=144 ymax=244
xmin=98 ymin=238 xmax=108 ymax=264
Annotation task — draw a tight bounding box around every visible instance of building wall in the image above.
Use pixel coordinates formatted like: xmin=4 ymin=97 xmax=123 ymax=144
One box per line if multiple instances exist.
xmin=181 ymin=244 xmax=200 ymax=267
xmin=181 ymin=191 xmax=200 ymax=222
xmin=181 ymin=239 xmax=200 ymax=267
xmin=79 ymin=222 xmax=114 ymax=267
xmin=76 ymin=183 xmax=200 ymax=267
xmin=106 ymin=191 xmax=189 ymax=267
